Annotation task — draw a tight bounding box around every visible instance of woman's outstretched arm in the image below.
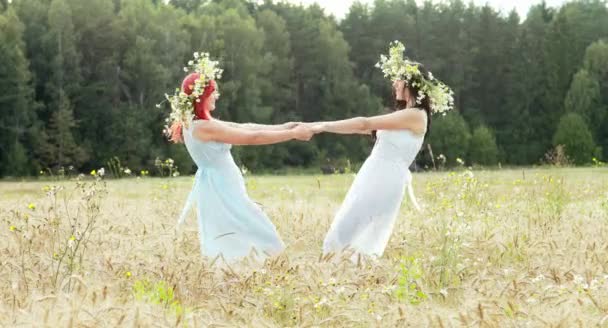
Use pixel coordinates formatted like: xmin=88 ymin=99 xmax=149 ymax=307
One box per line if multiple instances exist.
xmin=193 ymin=120 xmax=312 ymax=145
xmin=218 ymin=120 xmax=300 ymax=131
xmin=312 ymin=109 xmax=427 ymax=136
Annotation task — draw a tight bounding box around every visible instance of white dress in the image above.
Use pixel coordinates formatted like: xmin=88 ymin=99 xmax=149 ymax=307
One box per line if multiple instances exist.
xmin=322 ymin=122 xmax=425 ymax=258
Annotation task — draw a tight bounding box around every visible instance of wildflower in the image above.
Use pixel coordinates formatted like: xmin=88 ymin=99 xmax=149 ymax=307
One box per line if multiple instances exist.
xmin=27 ymin=203 xmax=36 ymax=210
xmin=9 ymin=225 xmax=16 ymax=232
xmin=125 ymin=271 xmax=132 ymax=278
xmin=90 ymin=169 xmax=96 ymax=176
xmin=314 ymin=297 xmax=329 ymax=308
xmin=571 ymin=274 xmax=590 ymax=289
xmin=531 ymin=274 xmax=545 ymax=283
xmin=66 ymin=235 xmax=76 ymax=249
xmin=462 ymin=170 xmax=474 ymax=179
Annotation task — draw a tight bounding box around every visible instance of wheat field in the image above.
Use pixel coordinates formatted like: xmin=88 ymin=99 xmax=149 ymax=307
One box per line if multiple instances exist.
xmin=1 ymin=168 xmax=608 ymax=327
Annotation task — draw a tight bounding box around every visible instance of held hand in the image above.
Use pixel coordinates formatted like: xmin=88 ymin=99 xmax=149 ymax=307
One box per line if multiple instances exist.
xmin=310 ymin=123 xmax=327 ymax=134
xmin=282 ymin=121 xmax=301 ymax=129
xmin=291 ymin=122 xmax=325 ymax=133
xmin=292 ymin=125 xmax=314 ymax=141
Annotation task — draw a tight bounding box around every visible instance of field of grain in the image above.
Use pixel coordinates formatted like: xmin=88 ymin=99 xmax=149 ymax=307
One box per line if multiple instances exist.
xmin=1 ymin=168 xmax=608 ymax=327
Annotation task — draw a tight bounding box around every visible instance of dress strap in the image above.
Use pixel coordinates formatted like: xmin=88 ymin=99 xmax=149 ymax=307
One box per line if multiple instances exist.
xmin=176 ymin=168 xmax=203 ymax=227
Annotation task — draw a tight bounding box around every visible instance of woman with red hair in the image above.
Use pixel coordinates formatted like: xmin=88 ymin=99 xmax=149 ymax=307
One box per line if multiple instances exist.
xmin=168 ymin=58 xmax=312 ymax=261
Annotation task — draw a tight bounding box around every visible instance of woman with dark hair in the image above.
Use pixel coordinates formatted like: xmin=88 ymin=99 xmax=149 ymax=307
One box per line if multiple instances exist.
xmin=165 ymin=53 xmax=313 ymax=261
xmin=313 ymin=41 xmax=454 ymax=259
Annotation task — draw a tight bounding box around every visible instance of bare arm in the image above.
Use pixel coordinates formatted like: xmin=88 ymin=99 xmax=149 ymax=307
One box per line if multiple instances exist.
xmin=218 ymin=120 xmax=298 ymax=131
xmin=314 ymin=109 xmax=427 ymax=135
xmin=193 ymin=120 xmax=312 ymax=145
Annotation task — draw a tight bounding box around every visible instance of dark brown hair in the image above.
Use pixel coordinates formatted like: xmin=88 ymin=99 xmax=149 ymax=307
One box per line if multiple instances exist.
xmin=373 ymin=66 xmax=432 ymax=139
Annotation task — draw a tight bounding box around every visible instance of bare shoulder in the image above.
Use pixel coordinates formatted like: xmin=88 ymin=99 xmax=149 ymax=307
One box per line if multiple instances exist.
xmin=212 ymin=119 xmax=236 ymax=127
xmin=192 ymin=119 xmax=217 ymax=130
xmin=392 ymin=108 xmax=427 ymax=134
xmin=192 ymin=119 xmax=222 ymax=141
xmin=402 ymin=107 xmax=428 ymax=120
xmin=384 ymin=107 xmax=427 ymax=122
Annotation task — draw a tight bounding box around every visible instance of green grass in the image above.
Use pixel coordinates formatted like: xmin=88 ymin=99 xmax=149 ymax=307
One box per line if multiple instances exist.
xmin=1 ymin=167 xmax=607 ymax=326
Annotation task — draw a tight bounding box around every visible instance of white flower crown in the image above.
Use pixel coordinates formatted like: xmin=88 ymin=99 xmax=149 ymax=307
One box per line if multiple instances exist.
xmin=159 ymin=52 xmax=223 ymax=138
xmin=375 ymin=41 xmax=454 ymax=114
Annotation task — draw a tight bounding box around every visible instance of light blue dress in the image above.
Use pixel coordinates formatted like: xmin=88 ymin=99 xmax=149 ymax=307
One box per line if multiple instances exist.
xmin=323 ymin=125 xmax=425 ymax=259
xmin=177 ymin=121 xmax=285 ymax=261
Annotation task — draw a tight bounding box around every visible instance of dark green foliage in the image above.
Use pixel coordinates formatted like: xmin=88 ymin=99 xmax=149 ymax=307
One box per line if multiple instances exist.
xmin=1 ymin=0 xmax=608 ymax=176
xmin=553 ymin=112 xmax=596 ymax=164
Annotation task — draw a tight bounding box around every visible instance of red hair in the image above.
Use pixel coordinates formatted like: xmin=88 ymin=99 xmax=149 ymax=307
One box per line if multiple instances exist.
xmin=181 ymin=73 xmax=216 ymax=120
xmin=169 ymin=74 xmax=216 ymax=143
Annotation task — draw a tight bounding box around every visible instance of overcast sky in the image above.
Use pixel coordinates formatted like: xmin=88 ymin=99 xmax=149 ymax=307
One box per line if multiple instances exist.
xmin=283 ymin=0 xmax=570 ymax=19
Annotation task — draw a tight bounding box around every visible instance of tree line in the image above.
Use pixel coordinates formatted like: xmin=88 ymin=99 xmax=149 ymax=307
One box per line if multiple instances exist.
xmin=1 ymin=0 xmax=607 ymax=177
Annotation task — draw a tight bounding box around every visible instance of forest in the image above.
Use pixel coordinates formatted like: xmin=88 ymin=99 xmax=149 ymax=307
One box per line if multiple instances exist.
xmin=1 ymin=0 xmax=607 ymax=176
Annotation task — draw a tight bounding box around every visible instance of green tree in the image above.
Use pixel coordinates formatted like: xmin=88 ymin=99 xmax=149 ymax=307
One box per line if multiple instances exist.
xmin=564 ymin=69 xmax=603 ymax=133
xmin=43 ymin=91 xmax=88 ymax=168
xmin=38 ymin=0 xmax=87 ymax=170
xmin=255 ymin=9 xmax=294 ymax=122
xmin=170 ymin=0 xmax=204 ymax=12
xmin=553 ymin=112 xmax=596 ymax=164
xmin=47 ymin=0 xmax=82 ymax=99
xmin=468 ymin=125 xmax=499 ymax=165
xmin=110 ymin=0 xmax=189 ymax=169
xmin=0 ymin=9 xmax=38 ymax=176
xmin=427 ymin=111 xmax=471 ymax=166
xmin=584 ymin=39 xmax=608 ymax=79
xmin=245 ymin=9 xmax=296 ymax=169
xmin=544 ymin=1 xmax=608 ymax=148
xmin=500 ymin=3 xmax=553 ymax=164
xmin=582 ymin=39 xmax=608 ymax=159
xmin=4 ymin=0 xmax=608 ymax=175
